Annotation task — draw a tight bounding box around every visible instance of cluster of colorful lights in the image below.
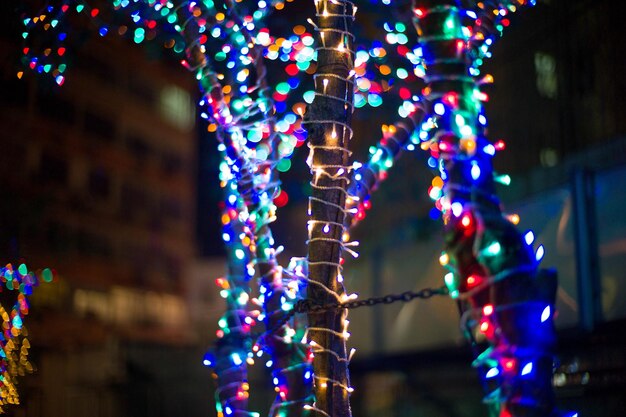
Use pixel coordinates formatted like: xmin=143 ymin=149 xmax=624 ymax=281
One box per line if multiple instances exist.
xmin=409 ymin=1 xmax=567 ymax=416
xmin=0 ymin=264 xmax=53 ymax=412
xmin=19 ymin=1 xmax=571 ymax=417
xmin=20 ymin=1 xmax=313 ymax=416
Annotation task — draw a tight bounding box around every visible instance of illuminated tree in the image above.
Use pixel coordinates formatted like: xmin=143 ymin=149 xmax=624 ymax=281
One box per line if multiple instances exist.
xmin=18 ymin=0 xmax=565 ymax=417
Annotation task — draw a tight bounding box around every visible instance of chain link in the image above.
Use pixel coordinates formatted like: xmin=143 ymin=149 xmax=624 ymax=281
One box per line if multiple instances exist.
xmin=258 ymin=286 xmax=448 ymax=338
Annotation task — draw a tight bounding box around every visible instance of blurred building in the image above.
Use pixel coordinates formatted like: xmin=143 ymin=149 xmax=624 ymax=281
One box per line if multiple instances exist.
xmin=0 ymin=16 xmax=217 ymax=417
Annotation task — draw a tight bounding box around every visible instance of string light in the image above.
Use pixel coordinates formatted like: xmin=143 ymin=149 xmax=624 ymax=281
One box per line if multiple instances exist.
xmin=413 ymin=1 xmax=561 ymax=415
xmin=0 ymin=264 xmax=52 ymax=411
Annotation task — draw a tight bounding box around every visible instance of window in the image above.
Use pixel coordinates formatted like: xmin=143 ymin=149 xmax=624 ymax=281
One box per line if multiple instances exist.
xmin=534 ymin=52 xmax=558 ymax=99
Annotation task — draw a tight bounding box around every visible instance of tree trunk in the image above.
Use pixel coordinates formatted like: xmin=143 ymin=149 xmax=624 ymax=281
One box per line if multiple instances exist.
xmin=303 ymin=1 xmax=356 ymax=416
xmin=413 ymin=1 xmax=558 ymax=416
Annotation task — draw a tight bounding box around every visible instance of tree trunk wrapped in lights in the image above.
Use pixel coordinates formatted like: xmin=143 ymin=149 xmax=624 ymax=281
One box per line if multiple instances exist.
xmin=412 ymin=1 xmax=559 ymax=416
xmin=344 ymin=105 xmax=427 ymax=229
xmin=174 ymin=6 xmax=258 ymax=416
xmin=302 ymin=1 xmax=357 ymax=417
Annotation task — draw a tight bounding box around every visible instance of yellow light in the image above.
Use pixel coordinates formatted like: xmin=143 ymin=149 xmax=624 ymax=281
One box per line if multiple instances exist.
xmin=508 ymin=213 xmax=520 ymax=225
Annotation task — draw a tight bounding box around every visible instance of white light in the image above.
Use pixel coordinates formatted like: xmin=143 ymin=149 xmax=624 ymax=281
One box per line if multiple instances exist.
xmin=486 ymin=367 xmax=499 ymax=378
xmin=524 ymin=231 xmax=534 ymax=245
xmin=235 ymin=249 xmax=245 ymax=260
xmin=222 ymin=233 xmax=231 ymax=242
xmin=535 ymin=244 xmax=545 ymax=261
xmin=471 ymin=163 xmax=481 ymax=180
xmin=231 ymin=353 xmax=242 ymax=366
xmin=451 ymin=202 xmax=463 ymax=217
xmin=434 ymin=103 xmax=445 ymax=115
xmin=541 ymin=305 xmax=551 ymax=323
xmin=521 ymin=362 xmax=533 ymax=376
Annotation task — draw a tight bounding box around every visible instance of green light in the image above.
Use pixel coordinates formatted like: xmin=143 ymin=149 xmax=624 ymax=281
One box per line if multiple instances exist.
xmin=496 ymin=174 xmax=511 ymax=185
xmin=367 ymin=94 xmax=383 ymax=107
xmin=247 ymin=129 xmax=263 ymax=143
xmin=42 ymin=268 xmax=53 ymax=282
xmin=276 ymin=82 xmax=290 ymax=95
xmin=396 ymin=33 xmax=408 ymax=45
xmin=167 ymin=14 xmax=177 ymax=24
xmin=296 ymin=60 xmax=310 ymax=71
xmin=395 ymin=22 xmax=406 ymax=32
xmin=303 ymin=90 xmax=315 ymax=104
xmin=232 ymin=100 xmax=244 ymax=112
xmin=134 ymin=28 xmax=145 ymax=44
xmin=277 ymin=159 xmax=292 ymax=172
xmin=396 ymin=68 xmax=408 ymax=79
xmin=18 ymin=264 xmax=28 ymax=276
xmin=76 ymin=4 xmax=85 ymax=12
xmin=485 ymin=241 xmax=501 ymax=256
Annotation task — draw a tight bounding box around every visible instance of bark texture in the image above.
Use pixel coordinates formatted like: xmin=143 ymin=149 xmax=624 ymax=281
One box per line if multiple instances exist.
xmin=303 ymin=1 xmax=356 ymax=416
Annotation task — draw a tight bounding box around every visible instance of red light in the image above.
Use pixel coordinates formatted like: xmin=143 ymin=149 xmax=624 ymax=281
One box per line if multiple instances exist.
xmin=503 ymin=359 xmax=516 ymax=371
xmin=285 ymin=64 xmax=299 ymax=76
xmin=274 ymin=190 xmax=289 ymax=208
xmin=443 ymin=93 xmax=458 ymax=108
xmin=414 ymin=8 xmax=424 ymax=17
xmin=91 ymin=8 xmax=99 ymax=17
xmin=495 ymin=140 xmax=506 ymax=151
xmin=483 ymin=304 xmax=494 ymax=316
xmin=58 ymin=47 xmax=66 ymax=56
xmin=467 ymin=275 xmax=481 ymax=288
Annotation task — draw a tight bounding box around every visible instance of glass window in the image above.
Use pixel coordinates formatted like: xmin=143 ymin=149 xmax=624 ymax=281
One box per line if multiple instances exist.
xmin=596 ymin=166 xmax=626 ymax=321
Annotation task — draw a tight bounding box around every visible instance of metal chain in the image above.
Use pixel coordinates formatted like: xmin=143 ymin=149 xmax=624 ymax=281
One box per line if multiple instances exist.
xmin=258 ymin=286 xmax=449 ymax=339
